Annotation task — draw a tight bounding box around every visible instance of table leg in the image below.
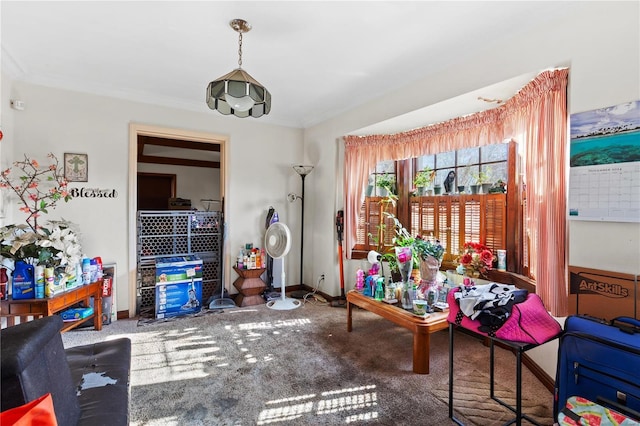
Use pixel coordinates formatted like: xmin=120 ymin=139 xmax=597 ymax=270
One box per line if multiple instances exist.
xmin=347 ymin=300 xmax=353 ymax=332
xmin=413 ymin=329 xmax=429 ymax=374
xmin=94 ymin=289 xmax=103 ymax=331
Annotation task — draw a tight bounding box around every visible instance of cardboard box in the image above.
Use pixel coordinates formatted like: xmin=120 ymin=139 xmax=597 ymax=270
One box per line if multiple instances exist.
xmin=155 ymin=256 xmax=203 ymax=283
xmin=568 ymin=266 xmax=638 ymax=321
xmin=155 ymin=256 xmax=203 ymax=319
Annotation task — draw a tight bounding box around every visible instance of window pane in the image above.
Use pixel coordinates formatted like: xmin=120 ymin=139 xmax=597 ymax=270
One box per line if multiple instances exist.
xmin=458 ymin=165 xmax=479 ymax=186
xmin=436 ymin=151 xmax=455 ymax=168
xmin=434 ymin=168 xmax=455 ymax=188
xmin=491 ymin=162 xmax=508 ymax=183
xmin=482 ymin=143 xmax=508 ymax=162
xmin=375 ymin=160 xmax=395 ymax=174
xmin=458 ymin=147 xmax=479 ymax=165
xmin=416 ymin=155 xmax=435 ymax=171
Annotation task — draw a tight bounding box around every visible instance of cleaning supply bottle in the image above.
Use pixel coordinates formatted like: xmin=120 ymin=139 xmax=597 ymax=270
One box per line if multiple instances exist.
xmin=12 ymin=261 xmax=35 ymax=299
xmin=237 ymin=247 xmax=244 ymax=269
xmin=35 ymin=265 xmax=45 ymax=298
xmin=0 ymin=267 xmax=8 ymax=300
xmin=45 ymin=267 xmax=56 ymax=296
xmin=374 ymin=277 xmax=385 ymax=300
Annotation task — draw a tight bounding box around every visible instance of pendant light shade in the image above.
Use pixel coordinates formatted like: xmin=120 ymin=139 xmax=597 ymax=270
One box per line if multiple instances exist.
xmin=206 ymin=19 xmax=271 ymax=118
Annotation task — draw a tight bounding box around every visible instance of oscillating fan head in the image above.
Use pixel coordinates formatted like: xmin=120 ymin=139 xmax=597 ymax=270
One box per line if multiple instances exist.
xmin=265 ymin=222 xmax=291 ymax=259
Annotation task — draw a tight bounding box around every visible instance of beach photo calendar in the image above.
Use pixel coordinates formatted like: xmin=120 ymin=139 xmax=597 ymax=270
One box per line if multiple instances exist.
xmin=569 ymin=100 xmax=640 ymax=222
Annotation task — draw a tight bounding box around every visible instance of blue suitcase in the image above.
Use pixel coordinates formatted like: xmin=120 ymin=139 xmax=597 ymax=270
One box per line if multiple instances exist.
xmin=554 ymin=315 xmax=640 ymax=422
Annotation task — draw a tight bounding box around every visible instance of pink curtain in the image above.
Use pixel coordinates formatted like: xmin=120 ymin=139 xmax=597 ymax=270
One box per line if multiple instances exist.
xmin=508 ymin=69 xmax=569 ymax=316
xmin=343 ymin=69 xmax=568 ymax=315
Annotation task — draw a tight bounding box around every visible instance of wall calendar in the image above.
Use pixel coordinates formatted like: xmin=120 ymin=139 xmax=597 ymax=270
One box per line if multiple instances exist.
xmin=569 ymin=100 xmax=640 ymax=222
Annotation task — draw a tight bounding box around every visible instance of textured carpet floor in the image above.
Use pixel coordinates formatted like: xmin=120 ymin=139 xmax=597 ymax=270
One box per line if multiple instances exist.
xmin=62 ymin=301 xmax=555 ymax=425
xmin=432 ymin=370 xmax=553 ymax=426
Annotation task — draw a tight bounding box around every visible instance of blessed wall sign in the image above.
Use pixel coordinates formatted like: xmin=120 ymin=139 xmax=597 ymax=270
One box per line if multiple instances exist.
xmin=69 ymin=188 xmax=118 ymax=198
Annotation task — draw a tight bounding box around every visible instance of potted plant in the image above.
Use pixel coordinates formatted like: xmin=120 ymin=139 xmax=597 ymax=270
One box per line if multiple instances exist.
xmin=475 ymin=168 xmax=493 ymax=194
xmin=413 ymin=169 xmax=434 ymax=196
xmin=376 ymin=173 xmax=396 ymax=196
xmin=488 ymin=179 xmax=507 ymax=193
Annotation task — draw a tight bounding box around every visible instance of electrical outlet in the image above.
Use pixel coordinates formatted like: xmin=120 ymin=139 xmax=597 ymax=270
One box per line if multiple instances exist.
xmin=319 ymin=274 xmax=325 ymax=281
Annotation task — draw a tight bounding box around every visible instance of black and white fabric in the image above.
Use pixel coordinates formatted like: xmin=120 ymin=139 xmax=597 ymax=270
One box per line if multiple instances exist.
xmin=453 ymin=283 xmax=528 ymax=335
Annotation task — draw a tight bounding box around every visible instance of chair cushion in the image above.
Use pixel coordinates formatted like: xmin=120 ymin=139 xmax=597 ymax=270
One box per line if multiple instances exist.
xmin=66 ymin=338 xmax=131 ymax=426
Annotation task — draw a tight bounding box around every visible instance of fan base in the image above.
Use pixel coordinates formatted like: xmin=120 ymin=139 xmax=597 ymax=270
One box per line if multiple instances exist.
xmin=267 ymin=297 xmax=302 ymax=310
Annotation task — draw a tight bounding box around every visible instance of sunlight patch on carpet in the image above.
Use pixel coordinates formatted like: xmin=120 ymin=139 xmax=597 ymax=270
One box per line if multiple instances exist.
xmin=258 ymin=385 xmax=378 ymax=424
xmin=234 ymin=318 xmax=312 ymax=331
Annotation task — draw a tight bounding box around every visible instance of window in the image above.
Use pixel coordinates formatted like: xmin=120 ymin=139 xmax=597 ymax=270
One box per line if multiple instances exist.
xmin=355 ymin=140 xmax=518 ymax=272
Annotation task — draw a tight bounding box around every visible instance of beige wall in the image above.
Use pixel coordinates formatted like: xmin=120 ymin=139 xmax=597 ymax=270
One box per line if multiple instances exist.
xmin=303 ymin=1 xmax=640 ymax=377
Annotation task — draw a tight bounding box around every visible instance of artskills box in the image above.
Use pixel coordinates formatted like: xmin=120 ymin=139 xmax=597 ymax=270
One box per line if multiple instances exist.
xmin=155 ymin=255 xmax=203 ymax=319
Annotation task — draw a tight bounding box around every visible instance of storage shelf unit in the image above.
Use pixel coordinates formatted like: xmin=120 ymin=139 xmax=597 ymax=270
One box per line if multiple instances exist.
xmin=136 ymin=210 xmax=222 ymax=315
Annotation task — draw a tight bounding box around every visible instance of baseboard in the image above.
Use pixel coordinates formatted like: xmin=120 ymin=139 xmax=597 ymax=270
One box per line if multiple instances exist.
xmin=522 ymin=353 xmax=555 ymax=392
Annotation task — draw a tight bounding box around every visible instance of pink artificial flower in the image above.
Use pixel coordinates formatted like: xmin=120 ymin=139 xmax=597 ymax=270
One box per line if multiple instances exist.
xmin=29 ymin=193 xmax=38 ymax=201
xmin=28 ymin=182 xmax=38 ymax=189
xmin=481 ymin=249 xmax=494 ymax=266
xmin=460 ymin=253 xmax=473 ymax=265
xmin=31 ymin=159 xmax=39 ymax=168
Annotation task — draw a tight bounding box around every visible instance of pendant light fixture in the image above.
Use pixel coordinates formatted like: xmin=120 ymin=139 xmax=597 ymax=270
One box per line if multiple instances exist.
xmin=206 ymin=19 xmax=271 ymax=118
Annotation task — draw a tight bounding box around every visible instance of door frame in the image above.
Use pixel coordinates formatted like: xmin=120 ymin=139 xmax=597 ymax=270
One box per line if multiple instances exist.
xmin=128 ymin=123 xmax=228 ymax=317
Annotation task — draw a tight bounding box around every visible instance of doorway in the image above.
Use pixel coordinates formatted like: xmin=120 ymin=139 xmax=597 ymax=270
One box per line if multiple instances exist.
xmin=127 ymin=123 xmax=228 ymax=317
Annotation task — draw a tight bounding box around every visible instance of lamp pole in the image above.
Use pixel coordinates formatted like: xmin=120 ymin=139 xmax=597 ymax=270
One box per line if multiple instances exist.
xmin=292 ymin=165 xmax=313 ymax=298
xmin=299 ymin=172 xmax=306 ymax=286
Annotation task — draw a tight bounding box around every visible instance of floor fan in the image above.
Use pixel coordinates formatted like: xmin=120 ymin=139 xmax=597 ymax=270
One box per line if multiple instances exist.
xmin=264 ymin=222 xmax=301 ymax=310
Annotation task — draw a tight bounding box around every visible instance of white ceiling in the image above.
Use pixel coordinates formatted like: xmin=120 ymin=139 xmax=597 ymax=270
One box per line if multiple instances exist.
xmin=2 ymin=1 xmax=578 ymax=131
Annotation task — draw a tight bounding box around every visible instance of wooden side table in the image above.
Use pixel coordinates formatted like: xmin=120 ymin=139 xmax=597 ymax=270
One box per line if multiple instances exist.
xmin=233 ymin=266 xmax=266 ymax=307
xmin=0 ymin=280 xmax=103 ymax=332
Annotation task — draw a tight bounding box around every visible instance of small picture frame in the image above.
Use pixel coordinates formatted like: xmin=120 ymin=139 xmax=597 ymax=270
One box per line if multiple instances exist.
xmin=64 ymin=153 xmax=88 ymax=182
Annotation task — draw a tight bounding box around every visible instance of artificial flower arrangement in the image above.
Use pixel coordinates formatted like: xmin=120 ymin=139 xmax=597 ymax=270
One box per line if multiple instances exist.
xmin=0 ymin=153 xmax=81 ymax=274
xmin=0 ymin=221 xmax=82 ymax=274
xmin=387 ymin=213 xmax=444 ymax=265
xmin=456 ymin=241 xmax=494 ymax=277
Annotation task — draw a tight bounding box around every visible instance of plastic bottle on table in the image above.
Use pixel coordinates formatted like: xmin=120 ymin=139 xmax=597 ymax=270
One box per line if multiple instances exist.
xmin=237 ymin=247 xmax=244 ymax=269
xmin=0 ymin=267 xmax=9 ymax=300
xmin=82 ymin=258 xmax=91 ymax=285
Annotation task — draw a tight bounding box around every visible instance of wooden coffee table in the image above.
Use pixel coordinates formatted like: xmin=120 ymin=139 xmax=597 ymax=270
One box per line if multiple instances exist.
xmin=346 ymin=290 xmax=449 ymax=374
